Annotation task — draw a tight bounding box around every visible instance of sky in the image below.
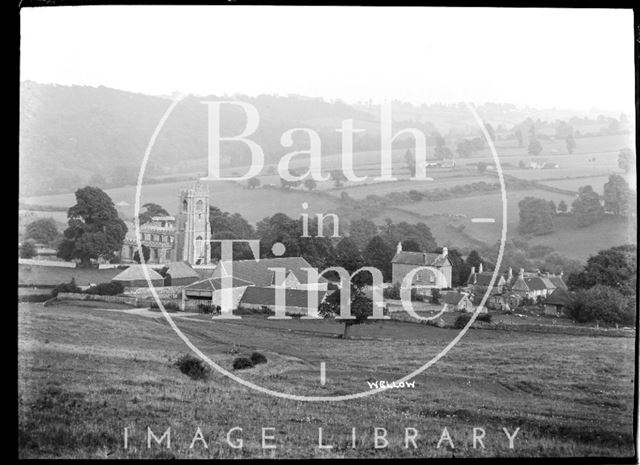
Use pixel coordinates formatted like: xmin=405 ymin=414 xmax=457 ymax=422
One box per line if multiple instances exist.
xmin=20 ymin=6 xmax=636 ymax=113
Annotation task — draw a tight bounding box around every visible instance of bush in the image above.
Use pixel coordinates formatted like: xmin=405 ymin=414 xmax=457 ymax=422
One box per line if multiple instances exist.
xmin=197 ymin=303 xmax=217 ymax=314
xmin=568 ymin=285 xmax=634 ymax=326
xmin=50 ymin=278 xmax=80 ymax=297
xmin=85 ymin=281 xmax=124 ymax=296
xmin=232 ymin=357 xmax=254 ymax=370
xmin=250 ymin=352 xmax=267 ymax=365
xmin=383 ymin=283 xmax=401 ymax=300
xmin=453 ymin=313 xmax=472 ymax=329
xmin=175 ymin=354 xmax=209 ymax=380
xmin=477 ymin=313 xmax=492 ymax=323
xmin=149 ymin=300 xmax=181 ymax=311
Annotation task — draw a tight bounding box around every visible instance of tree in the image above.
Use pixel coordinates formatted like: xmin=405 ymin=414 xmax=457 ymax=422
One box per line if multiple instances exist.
xmin=57 ymin=186 xmax=128 ymax=266
xmin=362 ymin=235 xmax=394 ymax=281
xmin=571 ymin=185 xmax=604 ymax=227
xmin=430 ymin=288 xmax=441 ymax=304
xmin=401 ymin=240 xmax=421 ymax=252
xmin=515 ymin=129 xmax=523 ymax=147
xmin=139 ymin=203 xmax=170 ymax=225
xmin=548 ymin=200 xmax=557 ymax=216
xmin=405 ymin=149 xmax=416 ymax=176
xmin=19 ymin=240 xmax=37 ymax=259
xmin=330 ymin=169 xmax=347 ymax=188
xmin=567 ymin=244 xmax=637 ymax=296
xmin=565 ymin=134 xmax=576 ymax=154
xmin=528 ymin=138 xmax=543 ymax=156
xmin=247 ymin=178 xmax=261 ymax=189
xmin=319 ymin=284 xmax=375 ymax=339
xmin=303 ymin=178 xmax=317 ymax=191
xmin=603 ymin=174 xmax=633 ymax=216
xmin=557 ymin=200 xmax=568 ymax=214
xmin=280 ymin=177 xmax=300 ymax=189
xmin=568 ymin=285 xmax=634 ymax=326
xmin=465 ymin=250 xmax=483 ymax=272
xmin=617 ymin=148 xmax=633 ymax=173
xmin=477 ymin=162 xmax=488 ymax=173
xmin=518 ymin=197 xmax=555 ymax=235
xmin=25 ymin=218 xmax=59 ymax=244
xmin=133 ymin=244 xmax=150 ymax=264
xmin=456 ymin=139 xmax=473 ymax=158
xmin=447 ymin=248 xmax=470 ymax=287
xmin=335 ymin=237 xmax=364 ymax=274
xmin=348 ymin=218 xmax=379 ymax=250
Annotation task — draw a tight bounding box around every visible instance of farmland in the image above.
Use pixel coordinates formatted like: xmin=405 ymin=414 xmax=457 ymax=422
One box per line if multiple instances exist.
xmin=18 ymin=302 xmax=636 ymax=459
xmin=19 ymin=133 xmax=636 ymax=262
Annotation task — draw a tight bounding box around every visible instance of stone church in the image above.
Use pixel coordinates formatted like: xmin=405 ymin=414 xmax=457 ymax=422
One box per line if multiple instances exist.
xmin=120 ymin=183 xmax=211 ymax=266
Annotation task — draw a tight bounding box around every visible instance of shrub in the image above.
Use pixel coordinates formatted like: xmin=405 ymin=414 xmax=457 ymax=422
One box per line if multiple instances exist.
xmin=383 ymin=283 xmax=401 ymax=300
xmin=85 ymin=281 xmax=124 ymax=296
xmin=149 ymin=300 xmax=181 ymax=311
xmin=453 ymin=313 xmax=472 ymax=329
xmin=250 ymin=352 xmax=267 ymax=365
xmin=232 ymin=357 xmax=254 ymax=370
xmin=197 ymin=303 xmax=217 ymax=314
xmin=477 ymin=313 xmax=492 ymax=323
xmin=50 ymin=278 xmax=80 ymax=297
xmin=175 ymin=354 xmax=209 ymax=380
xmin=568 ymin=285 xmax=634 ymax=326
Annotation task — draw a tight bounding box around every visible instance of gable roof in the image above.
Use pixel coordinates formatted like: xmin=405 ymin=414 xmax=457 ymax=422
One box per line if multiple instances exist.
xmin=213 ymin=257 xmax=328 ymax=287
xmin=239 ymin=286 xmax=327 ymax=308
xmin=549 ymin=276 xmax=568 ymax=291
xmin=467 ymin=271 xmax=506 ymax=287
xmin=112 ymin=265 xmax=163 ymax=282
xmin=544 ymin=288 xmax=574 ymax=306
xmin=184 ymin=276 xmax=254 ymax=291
xmin=443 ymin=292 xmax=469 ymax=305
xmin=160 ymin=261 xmax=199 ymax=279
xmin=391 ymin=251 xmax=451 ymax=267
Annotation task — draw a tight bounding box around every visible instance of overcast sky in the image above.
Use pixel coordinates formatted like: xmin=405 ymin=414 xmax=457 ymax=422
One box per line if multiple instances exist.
xmin=21 ymin=6 xmax=635 ymax=113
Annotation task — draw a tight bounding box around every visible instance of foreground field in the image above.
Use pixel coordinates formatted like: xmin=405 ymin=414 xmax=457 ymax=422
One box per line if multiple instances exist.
xmin=18 ymin=303 xmax=636 ymax=459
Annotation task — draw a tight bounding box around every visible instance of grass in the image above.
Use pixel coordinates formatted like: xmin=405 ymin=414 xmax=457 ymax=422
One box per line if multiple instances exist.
xmin=18 ymin=302 xmax=636 ymax=458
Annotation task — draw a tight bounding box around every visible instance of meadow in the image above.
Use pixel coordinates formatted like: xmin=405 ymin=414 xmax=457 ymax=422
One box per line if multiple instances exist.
xmin=18 ymin=302 xmax=636 ymax=459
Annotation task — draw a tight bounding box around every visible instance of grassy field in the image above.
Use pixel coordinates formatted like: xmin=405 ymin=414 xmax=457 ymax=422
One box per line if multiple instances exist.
xmin=18 ymin=302 xmax=636 ymax=459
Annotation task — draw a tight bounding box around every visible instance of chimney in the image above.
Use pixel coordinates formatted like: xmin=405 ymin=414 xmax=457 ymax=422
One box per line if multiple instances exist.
xmin=519 ymin=268 xmax=524 ymax=278
xmin=442 ymin=247 xmax=448 ymax=258
xmin=470 ymin=266 xmax=476 ymax=275
xmin=479 ymin=263 xmax=483 ymax=273
xmin=396 ymin=242 xmax=402 ymax=254
xmin=508 ymin=267 xmax=513 ymax=280
xmin=559 ymin=271 xmax=564 ymax=277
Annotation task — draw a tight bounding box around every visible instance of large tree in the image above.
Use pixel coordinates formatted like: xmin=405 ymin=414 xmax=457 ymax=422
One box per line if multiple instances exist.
xmin=25 ymin=218 xmax=59 ymax=244
xmin=571 ymin=185 xmax=604 ymax=227
xmin=138 ymin=202 xmax=170 ymax=225
xmin=319 ymin=284 xmax=376 ymax=339
xmin=518 ymin=196 xmax=555 ymax=235
xmin=528 ymin=138 xmax=543 ymax=156
xmin=447 ymin=248 xmax=470 ymax=287
xmin=603 ymin=174 xmax=634 ymax=216
xmin=348 ymin=218 xmax=379 ymax=250
xmin=568 ymin=285 xmax=634 ymax=326
xmin=362 ymin=235 xmax=394 ymax=281
xmin=335 ymin=237 xmax=364 ymax=274
xmin=617 ymin=148 xmax=633 ymax=173
xmin=567 ymin=244 xmax=637 ymax=296
xmin=57 ymin=186 xmax=128 ymax=266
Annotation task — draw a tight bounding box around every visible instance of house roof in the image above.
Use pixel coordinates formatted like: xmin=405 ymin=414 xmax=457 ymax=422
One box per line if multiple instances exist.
xmin=391 ymin=251 xmax=450 ymax=267
xmin=239 ymin=286 xmax=327 ymax=308
xmin=507 ymin=274 xmax=558 ymax=292
xmin=112 ymin=265 xmax=163 ymax=282
xmin=213 ymin=257 xmax=328 ymax=287
xmin=184 ymin=276 xmax=254 ymax=292
xmin=467 ymin=271 xmax=506 ymax=287
xmin=544 ymin=288 xmax=574 ymax=306
xmin=160 ymin=261 xmax=199 ymax=279
xmin=443 ymin=292 xmax=468 ymax=305
xmin=549 ymin=276 xmax=568 ymax=291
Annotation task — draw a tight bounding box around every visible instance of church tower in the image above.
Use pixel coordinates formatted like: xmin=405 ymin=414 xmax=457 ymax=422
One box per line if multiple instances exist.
xmin=174 ymin=182 xmax=211 ymax=265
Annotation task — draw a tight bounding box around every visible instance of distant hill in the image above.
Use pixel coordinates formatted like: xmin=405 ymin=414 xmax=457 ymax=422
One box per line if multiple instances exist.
xmin=19 ymin=81 xmax=628 ymax=197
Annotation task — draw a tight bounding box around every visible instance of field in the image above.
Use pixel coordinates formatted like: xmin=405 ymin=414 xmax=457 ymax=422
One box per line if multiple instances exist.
xmin=18 ymin=302 xmax=636 ymax=459
xmin=19 ymin=133 xmax=636 ymax=262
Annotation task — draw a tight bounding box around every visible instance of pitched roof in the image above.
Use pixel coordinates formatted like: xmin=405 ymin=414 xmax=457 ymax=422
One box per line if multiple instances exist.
xmin=160 ymin=261 xmax=199 ymax=279
xmin=112 ymin=265 xmax=163 ymax=282
xmin=467 ymin=271 xmax=506 ymax=287
xmin=544 ymin=288 xmax=574 ymax=306
xmin=184 ymin=276 xmax=254 ymax=291
xmin=239 ymin=286 xmax=327 ymax=308
xmin=213 ymin=257 xmax=328 ymax=287
xmin=443 ymin=292 xmax=468 ymax=305
xmin=391 ymin=251 xmax=450 ymax=267
xmin=549 ymin=276 xmax=568 ymax=291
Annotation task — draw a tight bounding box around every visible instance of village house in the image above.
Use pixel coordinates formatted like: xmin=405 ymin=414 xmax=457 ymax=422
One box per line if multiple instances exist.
xmin=391 ymin=244 xmax=452 ymax=295
xmin=442 ymin=291 xmax=474 ymax=312
xmin=466 ymin=263 xmax=506 ymax=294
xmin=543 ymin=288 xmax=574 ymax=316
xmin=506 ymin=268 xmax=559 ymax=301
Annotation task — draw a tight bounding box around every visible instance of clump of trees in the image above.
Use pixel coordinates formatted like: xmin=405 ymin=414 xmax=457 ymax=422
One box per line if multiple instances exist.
xmin=571 ymin=185 xmax=604 ymax=227
xmin=24 ymin=218 xmax=60 ymax=245
xmin=56 ymin=186 xmax=128 ymax=266
xmin=518 ymin=197 xmax=555 ymax=235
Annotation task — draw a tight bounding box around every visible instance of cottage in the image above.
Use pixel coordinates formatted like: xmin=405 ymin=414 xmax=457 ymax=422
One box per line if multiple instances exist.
xmin=466 ymin=263 xmax=506 ymax=294
xmin=442 ymin=291 xmax=473 ymax=312
xmin=543 ymin=288 xmax=574 ymax=316
xmin=238 ymin=286 xmax=328 ymax=315
xmin=506 ymin=268 xmax=559 ymax=300
xmin=391 ymin=244 xmax=452 ymax=294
